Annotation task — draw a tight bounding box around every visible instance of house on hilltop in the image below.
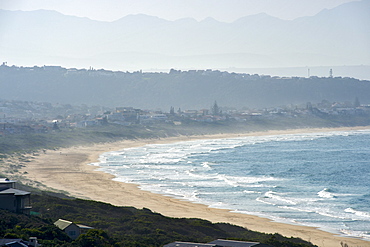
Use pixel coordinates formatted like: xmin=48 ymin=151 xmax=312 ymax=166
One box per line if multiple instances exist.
xmin=0 ymin=178 xmax=31 ymax=214
xmin=54 ymin=219 xmax=93 ymax=240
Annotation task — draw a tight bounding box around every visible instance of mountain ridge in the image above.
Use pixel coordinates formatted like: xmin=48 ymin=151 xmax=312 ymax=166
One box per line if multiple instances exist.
xmin=0 ymin=65 xmax=369 ymax=110
xmin=0 ymin=0 xmax=369 ymax=71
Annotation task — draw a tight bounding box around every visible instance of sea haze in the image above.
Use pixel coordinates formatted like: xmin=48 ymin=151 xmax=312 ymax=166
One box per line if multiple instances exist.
xmin=92 ymin=129 xmax=370 ymax=241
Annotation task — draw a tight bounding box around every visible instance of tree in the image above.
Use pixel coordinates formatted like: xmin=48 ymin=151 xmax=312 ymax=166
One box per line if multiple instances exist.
xmin=306 ymin=102 xmax=313 ymax=111
xmin=52 ymin=122 xmax=59 ymax=131
xmin=170 ymin=106 xmax=175 ymax=115
xmin=102 ymin=116 xmax=108 ymax=125
xmin=74 ymin=229 xmax=114 ymax=247
xmin=354 ymin=97 xmax=360 ymax=107
xmin=211 ymin=101 xmax=220 ymax=116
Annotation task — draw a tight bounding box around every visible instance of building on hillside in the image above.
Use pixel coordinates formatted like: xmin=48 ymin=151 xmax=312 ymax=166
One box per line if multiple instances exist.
xmin=113 ymin=107 xmax=143 ymax=123
xmin=0 ymin=237 xmax=40 ymax=247
xmin=0 ymin=178 xmax=31 ymax=214
xmin=27 ymin=237 xmax=39 ymax=247
xmin=75 ymin=120 xmax=99 ymax=128
xmin=54 ymin=219 xmax=93 ymax=240
xmin=0 ymin=239 xmax=27 ymax=247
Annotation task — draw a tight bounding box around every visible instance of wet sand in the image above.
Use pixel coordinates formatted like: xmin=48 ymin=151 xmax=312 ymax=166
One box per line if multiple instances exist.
xmin=14 ymin=127 xmax=370 ymax=247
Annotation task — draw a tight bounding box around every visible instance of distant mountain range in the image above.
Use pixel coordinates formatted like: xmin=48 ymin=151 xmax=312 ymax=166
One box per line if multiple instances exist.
xmin=0 ymin=0 xmax=369 ymax=71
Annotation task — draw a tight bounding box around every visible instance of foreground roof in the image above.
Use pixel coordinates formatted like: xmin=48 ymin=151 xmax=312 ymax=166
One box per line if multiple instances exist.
xmin=163 ymin=242 xmax=218 ymax=247
xmin=0 ymin=239 xmax=23 ymax=245
xmin=164 ymin=239 xmax=269 ymax=247
xmin=0 ymin=178 xmax=16 ymax=184
xmin=0 ymin=239 xmax=28 ymax=247
xmin=208 ymin=239 xmax=260 ymax=247
xmin=0 ymin=188 xmax=30 ymax=196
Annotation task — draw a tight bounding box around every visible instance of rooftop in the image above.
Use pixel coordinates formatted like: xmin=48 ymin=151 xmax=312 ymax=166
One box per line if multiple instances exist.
xmin=54 ymin=219 xmax=73 ymax=230
xmin=163 ymin=242 xmax=218 ymax=247
xmin=208 ymin=239 xmax=260 ymax=247
xmin=54 ymin=219 xmax=93 ymax=231
xmin=0 ymin=178 xmax=16 ymax=184
xmin=0 ymin=188 xmax=30 ymax=196
xmin=164 ymin=239 xmax=266 ymax=247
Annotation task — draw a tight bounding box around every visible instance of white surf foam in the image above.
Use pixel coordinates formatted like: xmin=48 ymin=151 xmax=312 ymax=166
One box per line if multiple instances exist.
xmin=317 ymin=188 xmax=336 ymax=199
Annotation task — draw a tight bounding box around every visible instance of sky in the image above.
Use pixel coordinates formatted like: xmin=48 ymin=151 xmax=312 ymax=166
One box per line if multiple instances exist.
xmin=0 ymin=0 xmax=360 ymax=22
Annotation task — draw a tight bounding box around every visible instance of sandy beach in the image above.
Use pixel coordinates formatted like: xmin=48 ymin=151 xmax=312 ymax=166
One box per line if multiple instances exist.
xmin=12 ymin=126 xmax=370 ymax=247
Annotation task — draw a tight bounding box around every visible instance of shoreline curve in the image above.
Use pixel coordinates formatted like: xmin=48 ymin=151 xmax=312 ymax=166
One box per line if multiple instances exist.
xmin=13 ymin=126 xmax=370 ymax=247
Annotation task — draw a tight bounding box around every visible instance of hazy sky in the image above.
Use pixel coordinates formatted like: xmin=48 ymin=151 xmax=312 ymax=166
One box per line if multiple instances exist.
xmin=0 ymin=0 xmax=359 ymax=22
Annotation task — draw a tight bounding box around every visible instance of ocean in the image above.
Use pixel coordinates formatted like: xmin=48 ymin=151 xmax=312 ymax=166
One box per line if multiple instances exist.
xmin=92 ymin=129 xmax=370 ymax=241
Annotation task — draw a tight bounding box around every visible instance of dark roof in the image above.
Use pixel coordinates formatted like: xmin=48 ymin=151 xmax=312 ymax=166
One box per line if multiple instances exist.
xmin=163 ymin=242 xmax=219 ymax=247
xmin=250 ymin=245 xmax=272 ymax=247
xmin=0 ymin=239 xmax=23 ymax=245
xmin=207 ymin=239 xmax=260 ymax=247
xmin=0 ymin=188 xmax=30 ymax=196
xmin=0 ymin=239 xmax=28 ymax=247
xmin=0 ymin=178 xmax=16 ymax=184
xmin=5 ymin=242 xmax=28 ymax=247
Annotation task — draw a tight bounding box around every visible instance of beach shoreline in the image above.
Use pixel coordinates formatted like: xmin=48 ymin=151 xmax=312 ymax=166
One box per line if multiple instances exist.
xmin=10 ymin=126 xmax=370 ymax=247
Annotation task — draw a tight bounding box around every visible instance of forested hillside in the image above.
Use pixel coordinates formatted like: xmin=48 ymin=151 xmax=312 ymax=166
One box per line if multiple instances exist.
xmin=1 ymin=65 xmax=369 ymax=110
xmin=0 ymin=192 xmax=317 ymax=247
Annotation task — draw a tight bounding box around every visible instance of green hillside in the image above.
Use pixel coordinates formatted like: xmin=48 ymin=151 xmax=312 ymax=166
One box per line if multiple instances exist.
xmin=0 ymin=192 xmax=317 ymax=247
